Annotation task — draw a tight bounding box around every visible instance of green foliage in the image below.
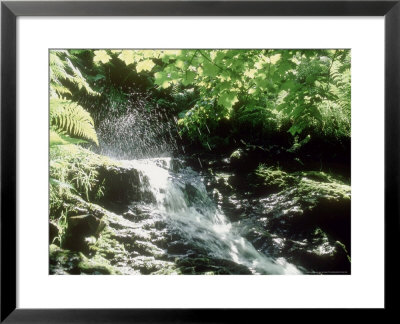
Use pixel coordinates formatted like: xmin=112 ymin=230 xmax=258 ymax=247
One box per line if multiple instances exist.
xmin=52 ymin=209 xmax=69 ymax=248
xmin=50 ymin=50 xmax=100 ymax=154
xmin=50 ymin=145 xmax=109 ymax=216
xmin=50 ymin=50 xmax=99 ymax=98
xmin=50 ymin=98 xmax=99 ymax=146
xmin=103 ymin=49 xmax=350 ymax=147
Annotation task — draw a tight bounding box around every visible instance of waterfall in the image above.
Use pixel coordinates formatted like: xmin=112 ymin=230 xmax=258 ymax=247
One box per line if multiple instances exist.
xmin=123 ymin=158 xmax=301 ymax=275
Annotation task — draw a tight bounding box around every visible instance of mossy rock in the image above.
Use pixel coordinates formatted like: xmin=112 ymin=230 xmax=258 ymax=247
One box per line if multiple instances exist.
xmin=49 ymin=244 xmax=119 ymax=275
xmin=78 ymin=254 xmax=119 ymax=275
xmin=251 ymin=164 xmax=295 ymax=193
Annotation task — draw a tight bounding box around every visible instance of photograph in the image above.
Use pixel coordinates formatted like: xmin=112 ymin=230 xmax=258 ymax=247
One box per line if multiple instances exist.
xmin=49 ymin=49 xmax=351 ymax=275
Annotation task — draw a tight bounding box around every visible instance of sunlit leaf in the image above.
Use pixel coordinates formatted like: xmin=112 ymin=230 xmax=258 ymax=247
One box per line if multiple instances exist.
xmin=93 ymin=50 xmax=111 ymax=64
xmin=118 ymin=50 xmax=135 ymax=65
xmin=136 ymin=59 xmax=156 ymax=73
xmin=218 ymin=92 xmax=238 ymax=110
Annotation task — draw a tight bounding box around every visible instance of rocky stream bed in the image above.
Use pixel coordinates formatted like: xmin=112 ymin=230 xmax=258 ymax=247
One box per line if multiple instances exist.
xmin=50 ymin=146 xmax=350 ymax=275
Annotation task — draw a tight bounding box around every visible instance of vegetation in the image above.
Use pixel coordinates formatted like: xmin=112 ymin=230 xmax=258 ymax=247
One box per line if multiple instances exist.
xmin=49 ymin=49 xmax=351 ymax=275
xmin=50 ymin=49 xmax=350 ymax=147
xmin=87 ymin=49 xmax=350 ymax=146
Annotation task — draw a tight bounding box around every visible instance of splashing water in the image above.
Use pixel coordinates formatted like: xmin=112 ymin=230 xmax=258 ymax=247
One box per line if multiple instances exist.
xmin=123 ymin=158 xmax=301 ymax=275
xmin=92 ymin=93 xmax=179 ymax=160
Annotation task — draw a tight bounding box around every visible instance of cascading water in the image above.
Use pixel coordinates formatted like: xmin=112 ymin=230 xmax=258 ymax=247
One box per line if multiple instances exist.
xmin=123 ymin=158 xmax=301 ymax=275
xmin=89 ymin=93 xmax=301 ymax=274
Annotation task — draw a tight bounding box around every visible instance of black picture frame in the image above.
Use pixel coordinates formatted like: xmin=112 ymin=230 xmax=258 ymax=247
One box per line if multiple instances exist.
xmin=1 ymin=0 xmax=399 ymax=322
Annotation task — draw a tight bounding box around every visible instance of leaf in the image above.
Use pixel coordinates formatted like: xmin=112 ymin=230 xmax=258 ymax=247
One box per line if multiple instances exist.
xmin=202 ymin=61 xmax=219 ymax=77
xmin=175 ymin=60 xmax=185 ymax=69
xmin=118 ymin=50 xmax=135 ymax=65
xmin=93 ymin=50 xmax=111 ymax=64
xmin=269 ymin=53 xmax=281 ymax=64
xmin=281 ymin=80 xmax=297 ymax=91
xmin=136 ymin=59 xmax=155 ymax=73
xmin=154 ymin=72 xmax=172 ymax=89
xmin=244 ymin=69 xmax=257 ymax=78
xmin=254 ymin=75 xmax=269 ymax=89
xmin=50 ymin=50 xmax=98 ymax=97
xmin=50 ymin=98 xmax=99 ymax=145
xmin=50 ymin=178 xmax=76 ymax=191
xmin=182 ymin=71 xmax=196 ymax=86
xmin=50 ymin=130 xmax=88 ymax=146
xmin=218 ymin=92 xmax=238 ymax=110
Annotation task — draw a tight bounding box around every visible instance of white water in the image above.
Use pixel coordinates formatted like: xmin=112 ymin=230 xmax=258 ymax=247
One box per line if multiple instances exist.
xmin=123 ymin=158 xmax=301 ymax=275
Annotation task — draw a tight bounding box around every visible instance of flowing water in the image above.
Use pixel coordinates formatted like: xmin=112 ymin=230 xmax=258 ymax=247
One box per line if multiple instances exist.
xmin=89 ymin=98 xmax=302 ymax=274
xmin=121 ymin=158 xmax=301 ymax=275
xmin=50 ymin=93 xmax=349 ymax=275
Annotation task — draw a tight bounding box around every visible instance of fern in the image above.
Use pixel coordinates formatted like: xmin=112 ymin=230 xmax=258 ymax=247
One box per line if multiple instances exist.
xmin=50 ymin=50 xmax=98 ymax=98
xmin=50 ymin=98 xmax=99 ymax=145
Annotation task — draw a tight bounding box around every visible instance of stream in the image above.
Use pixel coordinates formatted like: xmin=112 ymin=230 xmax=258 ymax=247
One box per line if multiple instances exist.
xmin=50 ymin=105 xmax=351 ymax=276
xmin=121 ymin=157 xmax=301 ymax=275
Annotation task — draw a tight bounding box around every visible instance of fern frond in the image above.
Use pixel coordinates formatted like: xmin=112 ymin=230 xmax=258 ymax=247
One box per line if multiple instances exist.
xmin=50 ymin=98 xmax=99 ymax=145
xmin=49 ymin=50 xmax=99 ymax=98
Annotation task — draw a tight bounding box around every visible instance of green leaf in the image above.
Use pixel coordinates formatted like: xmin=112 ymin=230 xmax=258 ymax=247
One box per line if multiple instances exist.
xmin=182 ymin=71 xmax=196 ymax=86
xmin=136 ymin=59 xmax=155 ymax=73
xmin=50 ymin=98 xmax=99 ymax=145
xmin=154 ymin=71 xmax=172 ymax=89
xmin=269 ymin=53 xmax=281 ymax=64
xmin=93 ymin=50 xmax=111 ymax=64
xmin=50 ymin=178 xmax=76 ymax=191
xmin=218 ymin=92 xmax=238 ymax=110
xmin=202 ymin=61 xmax=219 ymax=77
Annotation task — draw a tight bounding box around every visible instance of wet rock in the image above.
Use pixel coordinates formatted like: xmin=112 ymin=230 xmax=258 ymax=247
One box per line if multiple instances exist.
xmin=131 ymin=256 xmax=176 ymax=274
xmin=167 ymin=241 xmax=192 ymax=255
xmin=285 ymin=236 xmax=351 ymax=274
xmin=176 ymin=256 xmax=252 ymax=275
xmin=64 ymin=214 xmax=105 ymax=253
xmin=132 ymin=240 xmax=166 ymax=258
xmin=97 ymin=164 xmax=154 ymax=213
xmin=206 ymin=163 xmax=351 ymax=274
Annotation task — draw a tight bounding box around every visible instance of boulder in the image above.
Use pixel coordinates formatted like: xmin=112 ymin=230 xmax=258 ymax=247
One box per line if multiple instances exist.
xmin=64 ymin=214 xmax=105 ymax=253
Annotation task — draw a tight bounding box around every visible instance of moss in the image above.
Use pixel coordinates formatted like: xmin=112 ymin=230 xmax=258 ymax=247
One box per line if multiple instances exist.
xmin=49 ymin=244 xmax=119 ymax=275
xmin=296 ymin=176 xmax=350 ymax=202
xmin=78 ymin=253 xmax=119 ymax=275
xmin=90 ymin=227 xmax=129 ymax=261
xmin=254 ymin=164 xmax=294 ymax=190
xmin=252 ymin=165 xmax=350 ymax=202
